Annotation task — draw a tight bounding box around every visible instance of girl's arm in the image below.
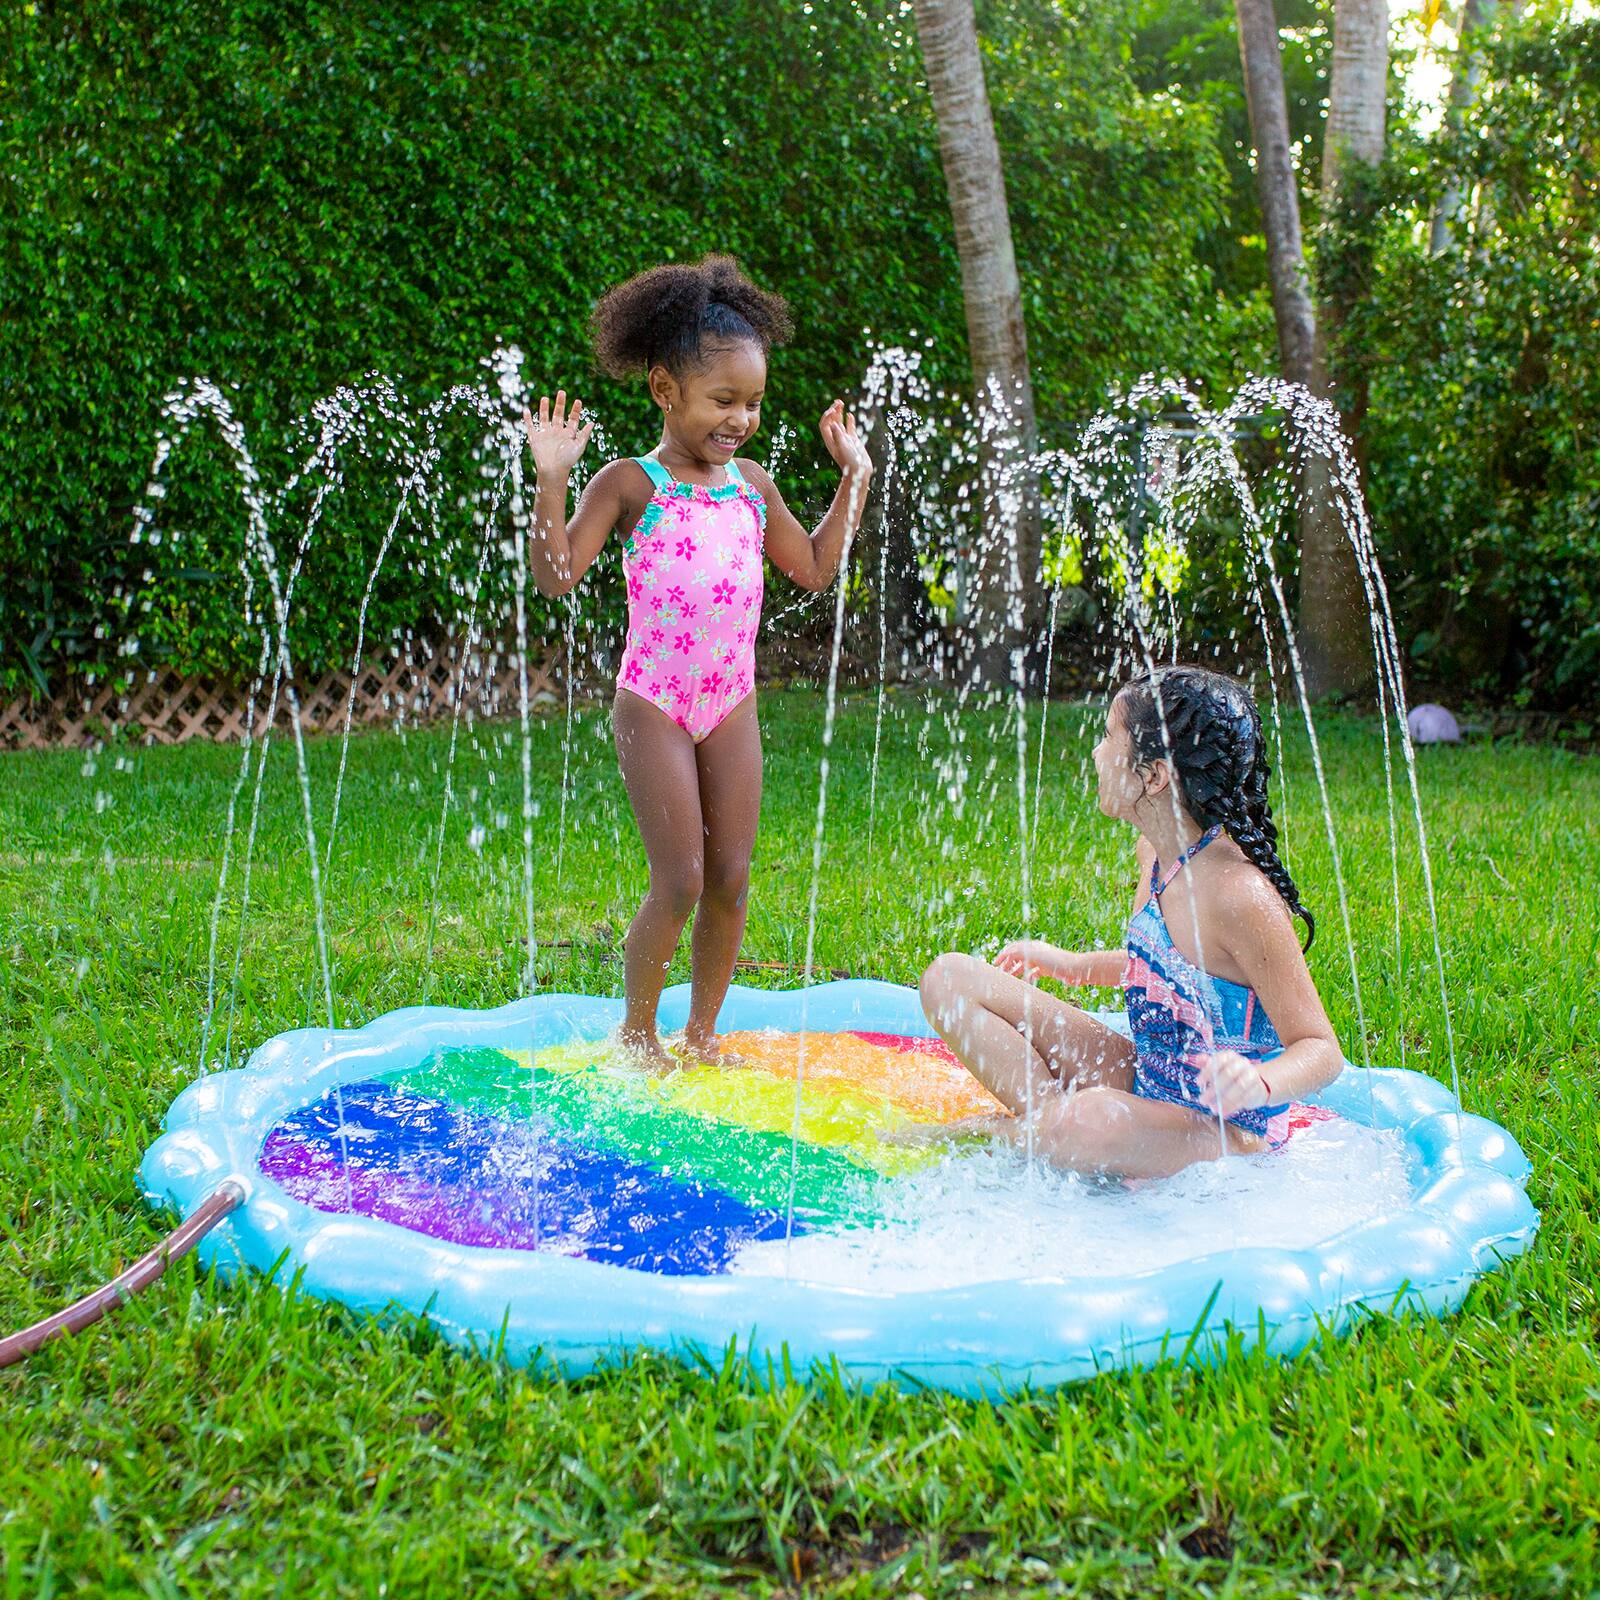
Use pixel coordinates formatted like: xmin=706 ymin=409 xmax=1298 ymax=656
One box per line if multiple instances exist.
xmin=992 ymin=838 xmax=1147 ymax=987
xmin=993 ymin=942 xmax=1126 ymax=987
xmin=521 ymin=393 xmax=626 ymax=598
xmin=1196 ymin=876 xmax=1345 ymax=1116
xmin=738 ymin=402 xmax=872 ymax=593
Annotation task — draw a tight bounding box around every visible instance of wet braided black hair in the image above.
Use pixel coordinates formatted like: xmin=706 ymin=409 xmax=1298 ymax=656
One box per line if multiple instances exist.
xmin=1118 ymin=666 xmax=1315 ymax=951
xmin=590 ymin=254 xmax=793 ymax=380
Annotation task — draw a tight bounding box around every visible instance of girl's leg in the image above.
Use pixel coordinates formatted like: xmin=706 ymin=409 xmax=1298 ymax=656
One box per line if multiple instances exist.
xmin=613 ymin=690 xmax=705 ymax=1059
xmin=919 ymin=952 xmax=1136 ymax=1115
xmin=920 ymin=953 xmax=1262 ymax=1177
xmin=1030 ymin=1086 xmax=1264 ymax=1179
xmin=684 ymin=694 xmax=762 ymax=1055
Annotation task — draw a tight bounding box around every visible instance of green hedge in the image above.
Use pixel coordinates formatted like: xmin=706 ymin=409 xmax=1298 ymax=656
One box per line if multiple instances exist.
xmin=0 ymin=0 xmax=1234 ymax=695
xmin=1348 ymin=21 xmax=1600 ymax=708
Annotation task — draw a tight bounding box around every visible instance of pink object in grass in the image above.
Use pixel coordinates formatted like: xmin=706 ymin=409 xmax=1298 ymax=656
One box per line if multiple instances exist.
xmin=1407 ymin=704 xmax=1462 ymax=745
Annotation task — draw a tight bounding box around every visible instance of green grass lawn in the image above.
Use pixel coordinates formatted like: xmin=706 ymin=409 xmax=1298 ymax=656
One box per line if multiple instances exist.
xmin=2 ymin=690 xmax=1596 ymax=1597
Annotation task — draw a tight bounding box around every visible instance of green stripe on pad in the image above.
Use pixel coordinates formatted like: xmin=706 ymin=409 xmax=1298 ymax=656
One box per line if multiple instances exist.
xmin=382 ymin=1046 xmax=889 ymax=1227
xmin=524 ymin=1041 xmax=940 ymax=1178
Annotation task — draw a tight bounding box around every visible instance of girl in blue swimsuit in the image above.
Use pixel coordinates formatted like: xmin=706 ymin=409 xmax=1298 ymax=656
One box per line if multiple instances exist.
xmin=917 ymin=667 xmax=1345 ymax=1180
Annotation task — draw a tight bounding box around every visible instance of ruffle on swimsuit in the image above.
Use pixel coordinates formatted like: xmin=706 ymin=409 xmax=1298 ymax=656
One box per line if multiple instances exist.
xmin=623 ymin=476 xmax=768 ymax=559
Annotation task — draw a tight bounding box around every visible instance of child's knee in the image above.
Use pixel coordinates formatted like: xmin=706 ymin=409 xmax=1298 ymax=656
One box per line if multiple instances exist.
xmin=1053 ymin=1086 xmax=1126 ymax=1167
xmin=919 ymin=952 xmax=978 ymax=1020
xmin=701 ymin=858 xmax=749 ymax=912
xmin=651 ymin=860 xmax=704 ymax=921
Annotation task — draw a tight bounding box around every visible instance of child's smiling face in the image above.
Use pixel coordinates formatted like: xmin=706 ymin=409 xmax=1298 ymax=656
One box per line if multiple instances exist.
xmin=652 ymin=340 xmax=767 ymax=467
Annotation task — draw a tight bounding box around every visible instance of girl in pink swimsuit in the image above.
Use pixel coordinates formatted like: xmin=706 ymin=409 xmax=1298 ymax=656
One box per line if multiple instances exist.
xmin=521 ymin=255 xmax=873 ymax=1065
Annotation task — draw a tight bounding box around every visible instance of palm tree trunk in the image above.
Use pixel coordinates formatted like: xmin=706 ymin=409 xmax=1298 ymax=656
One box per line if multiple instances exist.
xmin=1236 ymin=0 xmax=1373 ymax=699
xmin=1235 ymin=0 xmax=1320 ymax=389
xmin=1323 ymin=0 xmax=1388 ymax=191
xmin=1317 ymin=0 xmax=1389 ymax=443
xmin=1430 ymin=0 xmax=1507 ymax=254
xmin=913 ymin=0 xmax=1041 ymax=687
xmin=1309 ymin=0 xmax=1388 ymax=695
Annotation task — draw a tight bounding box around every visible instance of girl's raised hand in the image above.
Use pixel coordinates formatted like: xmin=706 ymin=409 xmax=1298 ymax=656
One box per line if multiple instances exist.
xmin=819 ymin=399 xmax=872 ymax=480
xmin=522 ymin=391 xmax=594 ymax=477
xmin=1195 ymin=1050 xmax=1270 ymax=1119
xmin=992 ymin=939 xmax=1060 ymax=984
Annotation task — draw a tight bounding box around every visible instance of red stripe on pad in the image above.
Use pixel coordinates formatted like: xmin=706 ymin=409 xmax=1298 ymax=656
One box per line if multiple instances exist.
xmin=848 ymin=1030 xmax=962 ymax=1066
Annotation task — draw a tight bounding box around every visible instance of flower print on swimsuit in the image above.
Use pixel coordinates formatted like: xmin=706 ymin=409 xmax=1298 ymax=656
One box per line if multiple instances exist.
xmin=611 ymin=409 xmax=775 ymax=745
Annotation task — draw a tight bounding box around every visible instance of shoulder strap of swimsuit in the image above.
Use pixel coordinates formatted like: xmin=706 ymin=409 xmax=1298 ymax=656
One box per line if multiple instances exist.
xmin=634 ymin=454 xmax=675 ymax=492
xmin=1152 ymin=823 xmax=1223 ymax=897
xmin=723 ymin=458 xmax=749 ymax=490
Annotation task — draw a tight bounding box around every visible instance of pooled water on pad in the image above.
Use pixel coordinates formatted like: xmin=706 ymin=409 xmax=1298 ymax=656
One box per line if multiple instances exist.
xmin=730 ymin=1116 xmax=1410 ymax=1291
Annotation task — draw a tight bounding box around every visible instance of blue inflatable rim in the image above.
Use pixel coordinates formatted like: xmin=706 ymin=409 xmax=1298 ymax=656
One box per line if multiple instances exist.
xmin=138 ymin=980 xmax=1539 ymax=1395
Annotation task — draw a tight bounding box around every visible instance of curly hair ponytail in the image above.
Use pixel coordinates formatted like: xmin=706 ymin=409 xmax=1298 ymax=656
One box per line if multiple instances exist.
xmin=1118 ymin=666 xmax=1316 ymax=951
xmin=590 ymin=254 xmax=793 ymax=380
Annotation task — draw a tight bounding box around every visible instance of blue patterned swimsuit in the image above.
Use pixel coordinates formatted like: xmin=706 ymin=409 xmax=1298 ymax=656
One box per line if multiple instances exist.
xmin=1121 ymin=826 xmax=1292 ymax=1147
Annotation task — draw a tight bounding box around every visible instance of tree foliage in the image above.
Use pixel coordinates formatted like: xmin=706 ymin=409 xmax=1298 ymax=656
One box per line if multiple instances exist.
xmin=4 ymin=0 xmax=1594 ymax=711
xmin=1346 ymin=19 xmax=1600 ymax=705
xmin=0 ymin=0 xmax=1226 ymax=693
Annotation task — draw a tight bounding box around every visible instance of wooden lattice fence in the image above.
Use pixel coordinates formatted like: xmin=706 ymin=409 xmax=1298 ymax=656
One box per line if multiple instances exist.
xmin=0 ymin=638 xmax=565 ymax=751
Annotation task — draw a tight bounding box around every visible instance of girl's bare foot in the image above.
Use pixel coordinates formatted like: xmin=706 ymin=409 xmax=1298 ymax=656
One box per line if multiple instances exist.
xmin=615 ymin=1026 xmax=678 ymax=1075
xmin=676 ymin=1033 xmax=747 ymax=1069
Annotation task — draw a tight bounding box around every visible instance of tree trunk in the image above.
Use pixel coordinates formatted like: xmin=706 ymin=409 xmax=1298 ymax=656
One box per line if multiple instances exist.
xmin=1430 ymin=0 xmax=1498 ymax=254
xmin=1323 ymin=0 xmax=1388 ymax=191
xmin=1316 ymin=0 xmax=1388 ymax=464
xmin=1235 ymin=0 xmax=1372 ymax=699
xmin=1317 ymin=0 xmax=1388 ymax=421
xmin=912 ymin=0 xmax=1041 ymax=688
xmin=1311 ymin=0 xmax=1388 ymax=695
xmin=1235 ymin=0 xmax=1320 ymax=388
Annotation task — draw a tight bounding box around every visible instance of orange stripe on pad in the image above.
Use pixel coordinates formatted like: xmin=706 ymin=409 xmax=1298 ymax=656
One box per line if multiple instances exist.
xmin=715 ymin=1029 xmax=1006 ymax=1123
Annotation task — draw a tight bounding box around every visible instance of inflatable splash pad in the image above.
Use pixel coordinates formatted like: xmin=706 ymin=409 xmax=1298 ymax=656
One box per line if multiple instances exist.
xmin=140 ymin=982 xmax=1537 ymax=1393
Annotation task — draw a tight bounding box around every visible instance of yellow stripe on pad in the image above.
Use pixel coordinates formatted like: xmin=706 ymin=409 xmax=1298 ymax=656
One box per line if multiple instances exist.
xmin=718 ymin=1030 xmax=1005 ymax=1122
xmin=510 ymin=1030 xmax=1003 ymax=1175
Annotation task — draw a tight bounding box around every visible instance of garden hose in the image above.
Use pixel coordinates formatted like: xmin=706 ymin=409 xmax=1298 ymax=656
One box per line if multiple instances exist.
xmin=0 ymin=1180 xmax=246 ymax=1369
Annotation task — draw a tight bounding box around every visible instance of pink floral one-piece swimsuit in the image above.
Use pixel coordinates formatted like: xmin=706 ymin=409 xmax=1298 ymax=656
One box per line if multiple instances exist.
xmin=617 ymin=453 xmax=766 ymax=742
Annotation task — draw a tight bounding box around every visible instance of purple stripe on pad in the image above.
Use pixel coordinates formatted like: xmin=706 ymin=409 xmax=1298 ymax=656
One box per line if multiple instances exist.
xmin=259 ymin=1079 xmax=795 ymax=1275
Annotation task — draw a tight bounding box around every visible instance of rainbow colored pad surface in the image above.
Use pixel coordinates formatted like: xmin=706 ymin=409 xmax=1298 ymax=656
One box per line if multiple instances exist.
xmin=144 ymin=983 xmax=1539 ymax=1391
xmin=259 ymin=1030 xmax=1006 ymax=1275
